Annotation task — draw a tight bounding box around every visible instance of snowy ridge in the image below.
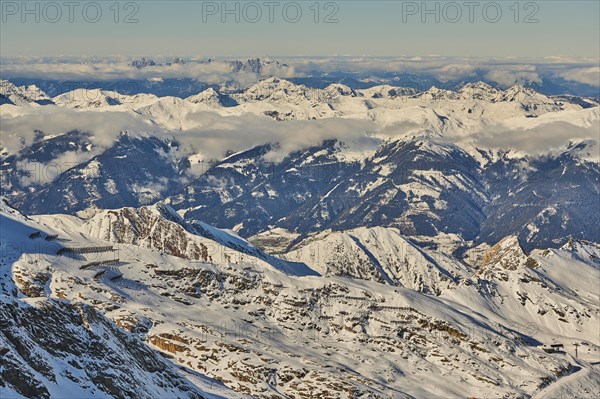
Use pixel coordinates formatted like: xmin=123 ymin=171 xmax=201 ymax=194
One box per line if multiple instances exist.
xmin=1 ymin=78 xmax=589 ymax=130
xmin=35 ymin=203 xmax=318 ymax=276
xmin=0 ymin=80 xmax=51 ymax=106
xmin=2 ymin=203 xmax=599 ymax=398
xmin=284 ymin=226 xmax=471 ymax=295
xmin=0 ymin=201 xmax=224 ymax=399
xmin=2 ymin=99 xmax=597 ymax=250
xmin=445 ymin=237 xmax=600 ymax=345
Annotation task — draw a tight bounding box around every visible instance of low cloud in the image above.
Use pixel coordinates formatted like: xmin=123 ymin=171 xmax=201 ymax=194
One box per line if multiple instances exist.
xmin=484 ymin=65 xmax=541 ymax=87
xmin=0 ymin=59 xmax=295 ymax=84
xmin=1 ymin=105 xmax=377 ymax=179
xmin=559 ymin=67 xmax=600 ymax=87
xmin=1 ymin=107 xmax=152 ymax=150
xmin=158 ymin=112 xmax=376 ymax=164
xmin=434 ymin=64 xmax=478 ymax=82
xmin=468 ymin=119 xmax=600 ymax=157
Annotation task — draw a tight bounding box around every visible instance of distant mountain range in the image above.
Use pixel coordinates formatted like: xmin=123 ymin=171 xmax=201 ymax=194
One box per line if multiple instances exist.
xmin=3 ymin=57 xmax=599 ymax=98
xmin=2 ymin=78 xmax=598 ymax=253
xmin=1 ymin=69 xmax=599 ymax=398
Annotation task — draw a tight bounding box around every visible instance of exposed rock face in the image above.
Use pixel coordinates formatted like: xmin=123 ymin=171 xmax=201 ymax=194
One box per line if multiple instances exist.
xmin=129 ymin=58 xmax=157 ymax=69
xmin=81 ymin=205 xmax=212 ymax=261
xmin=0 ymin=80 xmax=51 ymax=105
xmin=0 ymin=299 xmax=205 ymax=399
xmin=479 ymin=235 xmax=528 ymax=272
xmin=2 ymin=202 xmax=598 ymax=399
xmin=450 ymin=237 xmax=600 ymax=329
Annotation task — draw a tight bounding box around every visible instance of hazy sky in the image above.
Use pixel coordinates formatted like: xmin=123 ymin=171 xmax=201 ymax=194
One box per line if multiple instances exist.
xmin=1 ymin=1 xmax=599 ymax=57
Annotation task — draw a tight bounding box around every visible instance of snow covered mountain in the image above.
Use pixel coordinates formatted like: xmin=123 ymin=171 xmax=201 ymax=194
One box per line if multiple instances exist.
xmin=479 ymin=147 xmax=600 ymax=250
xmin=167 ymin=135 xmax=598 ymax=251
xmin=1 ymin=78 xmax=598 ymax=253
xmin=283 ymin=226 xmax=471 ymax=295
xmin=2 ymin=201 xmax=599 ymax=398
xmin=4 ymin=134 xmax=189 ymax=215
xmin=446 ymin=236 xmax=600 ymax=346
xmin=4 ymin=77 xmax=584 ymax=123
xmin=0 ymin=80 xmax=52 ymax=106
xmin=35 ymin=202 xmax=318 ymax=276
xmin=0 ymin=200 xmax=231 ymax=399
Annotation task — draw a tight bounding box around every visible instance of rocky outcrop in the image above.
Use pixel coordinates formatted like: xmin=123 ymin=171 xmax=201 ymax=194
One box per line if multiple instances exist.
xmin=0 ymin=299 xmax=205 ymax=398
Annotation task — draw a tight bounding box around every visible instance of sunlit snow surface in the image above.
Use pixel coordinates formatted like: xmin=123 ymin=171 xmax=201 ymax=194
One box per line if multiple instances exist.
xmin=1 ymin=78 xmax=599 ymax=398
xmin=1 ymin=199 xmax=599 ymax=398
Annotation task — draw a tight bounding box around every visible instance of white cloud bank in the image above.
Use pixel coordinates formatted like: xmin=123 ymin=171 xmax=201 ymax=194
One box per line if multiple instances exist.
xmin=0 ymin=59 xmax=296 ymax=84
xmin=559 ymin=67 xmax=600 ymax=87
xmin=484 ymin=65 xmax=542 ymax=87
xmin=0 ymin=106 xmax=377 ymax=176
xmin=1 ymin=56 xmax=598 ymax=89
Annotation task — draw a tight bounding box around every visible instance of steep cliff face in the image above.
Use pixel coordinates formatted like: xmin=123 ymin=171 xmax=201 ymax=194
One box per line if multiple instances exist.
xmin=0 ymin=299 xmax=206 ymax=399
xmin=0 ymin=200 xmax=228 ymax=399
xmin=35 ymin=202 xmax=318 ymax=276
xmin=77 ymin=204 xmax=214 ymax=261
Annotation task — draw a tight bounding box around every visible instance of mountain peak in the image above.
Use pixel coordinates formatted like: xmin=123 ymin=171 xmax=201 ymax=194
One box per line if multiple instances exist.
xmin=323 ymin=83 xmax=356 ymax=97
xmin=0 ymin=80 xmax=51 ymax=106
xmin=129 ymin=57 xmax=157 ymax=69
xmin=498 ymin=83 xmax=565 ymax=113
xmin=420 ymin=85 xmax=461 ymax=100
xmin=553 ymin=238 xmax=600 ymax=270
xmin=458 ymin=81 xmax=501 ymax=100
xmin=479 ymin=235 xmax=527 ymax=271
xmin=229 ymin=58 xmax=288 ymax=75
xmin=186 ymin=87 xmax=221 ymax=105
xmin=52 ymin=88 xmax=121 ymax=108
xmin=563 ymin=139 xmax=598 ymax=162
xmin=460 ymin=81 xmax=497 ymax=90
xmin=260 ymin=76 xmax=294 ymax=85
xmin=502 ymin=83 xmax=539 ymax=98
xmin=242 ymin=77 xmax=308 ymax=102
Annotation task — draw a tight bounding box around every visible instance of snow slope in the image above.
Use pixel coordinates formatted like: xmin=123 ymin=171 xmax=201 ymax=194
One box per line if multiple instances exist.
xmin=0 ymin=199 xmax=224 ymax=399
xmin=35 ymin=202 xmax=318 ymax=277
xmin=445 ymin=236 xmax=600 ymax=345
xmin=3 ymin=202 xmax=599 ymax=398
xmin=284 ymin=226 xmax=471 ymax=295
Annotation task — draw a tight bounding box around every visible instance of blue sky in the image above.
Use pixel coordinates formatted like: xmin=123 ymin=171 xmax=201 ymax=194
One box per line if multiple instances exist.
xmin=1 ymin=1 xmax=599 ymax=57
